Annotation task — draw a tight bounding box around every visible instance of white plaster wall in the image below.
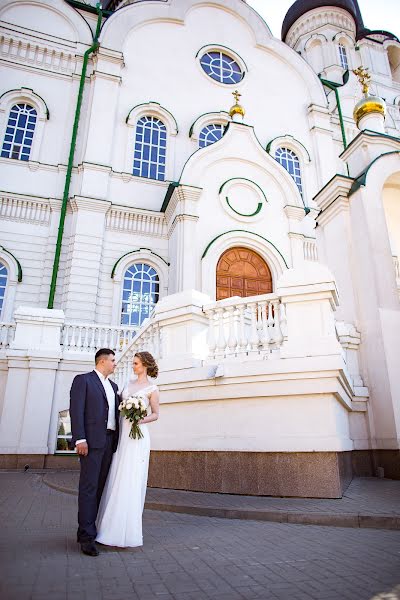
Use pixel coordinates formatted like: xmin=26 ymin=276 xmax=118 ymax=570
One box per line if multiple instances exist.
xmin=383 ymin=177 xmax=400 ymax=258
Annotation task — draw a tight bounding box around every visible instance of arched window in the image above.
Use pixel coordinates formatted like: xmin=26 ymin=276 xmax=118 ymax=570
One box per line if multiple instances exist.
xmin=1 ymin=103 xmax=37 ymax=161
xmin=199 ymin=124 xmax=225 ymax=148
xmin=275 ymin=147 xmax=303 ymax=197
xmin=133 ymin=116 xmax=167 ymax=181
xmin=338 ymin=44 xmax=348 ymax=70
xmin=121 ymin=263 xmax=160 ymax=327
xmin=0 ymin=262 xmax=8 ymax=320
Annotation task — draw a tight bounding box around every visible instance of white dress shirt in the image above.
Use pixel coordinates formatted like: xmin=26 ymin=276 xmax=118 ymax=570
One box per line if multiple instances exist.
xmin=75 ymin=370 xmax=116 ymax=446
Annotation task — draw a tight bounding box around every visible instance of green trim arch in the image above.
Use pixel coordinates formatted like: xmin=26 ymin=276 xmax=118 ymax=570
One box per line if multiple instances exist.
xmin=266 ymin=135 xmax=311 ymax=162
xmin=125 ymin=102 xmax=178 ymax=133
xmin=189 ymin=111 xmax=230 ymax=138
xmin=0 ymin=245 xmax=23 ymax=282
xmin=201 ymin=230 xmax=288 ymax=268
xmin=111 ymin=248 xmax=170 ymax=279
xmin=0 ymin=88 xmax=50 ymax=119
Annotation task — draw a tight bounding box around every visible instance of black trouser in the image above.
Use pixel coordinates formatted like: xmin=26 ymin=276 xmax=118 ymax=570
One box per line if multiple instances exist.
xmin=77 ymin=432 xmax=114 ymax=544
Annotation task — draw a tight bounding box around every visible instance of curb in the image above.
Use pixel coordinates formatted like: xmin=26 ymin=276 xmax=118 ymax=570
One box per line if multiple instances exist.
xmin=43 ymin=476 xmax=400 ymax=531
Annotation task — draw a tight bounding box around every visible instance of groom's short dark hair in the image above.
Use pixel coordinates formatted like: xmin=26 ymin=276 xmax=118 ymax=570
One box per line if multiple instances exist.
xmin=95 ymin=348 xmax=115 ymax=364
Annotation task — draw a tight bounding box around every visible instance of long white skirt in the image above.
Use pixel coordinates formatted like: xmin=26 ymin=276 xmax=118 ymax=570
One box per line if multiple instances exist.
xmin=96 ymin=417 xmax=150 ymax=548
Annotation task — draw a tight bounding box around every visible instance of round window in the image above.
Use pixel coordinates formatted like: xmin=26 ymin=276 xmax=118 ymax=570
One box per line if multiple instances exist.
xmin=200 ymin=51 xmax=244 ymax=84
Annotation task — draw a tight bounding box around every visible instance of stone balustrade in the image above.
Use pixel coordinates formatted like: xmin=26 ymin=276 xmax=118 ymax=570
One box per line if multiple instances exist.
xmin=203 ymin=293 xmax=287 ymax=360
xmin=61 ymin=322 xmax=137 ymax=354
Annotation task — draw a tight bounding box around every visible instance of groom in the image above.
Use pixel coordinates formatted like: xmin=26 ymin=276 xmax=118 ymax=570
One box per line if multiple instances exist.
xmin=70 ymin=348 xmax=119 ymax=556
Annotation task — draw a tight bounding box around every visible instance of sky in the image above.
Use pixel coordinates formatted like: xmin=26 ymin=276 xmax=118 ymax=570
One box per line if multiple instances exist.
xmin=246 ymin=0 xmax=400 ymax=39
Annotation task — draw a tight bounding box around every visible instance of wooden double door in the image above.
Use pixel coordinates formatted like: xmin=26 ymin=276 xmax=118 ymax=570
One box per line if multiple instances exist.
xmin=216 ymin=247 xmax=272 ymax=301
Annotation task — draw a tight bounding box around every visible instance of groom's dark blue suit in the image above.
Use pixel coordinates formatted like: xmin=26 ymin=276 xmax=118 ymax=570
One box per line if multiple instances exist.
xmin=70 ymin=370 xmax=119 ymax=544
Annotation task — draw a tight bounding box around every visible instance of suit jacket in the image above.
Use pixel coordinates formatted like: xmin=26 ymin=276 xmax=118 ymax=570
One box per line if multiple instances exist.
xmin=70 ymin=370 xmax=120 ymax=452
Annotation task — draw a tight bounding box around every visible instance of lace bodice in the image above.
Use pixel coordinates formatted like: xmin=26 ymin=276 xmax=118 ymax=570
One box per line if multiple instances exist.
xmin=121 ymin=383 xmax=158 ymax=408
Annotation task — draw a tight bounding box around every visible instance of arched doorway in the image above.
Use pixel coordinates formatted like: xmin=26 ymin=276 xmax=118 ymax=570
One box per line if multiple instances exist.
xmin=216 ymin=247 xmax=272 ymax=300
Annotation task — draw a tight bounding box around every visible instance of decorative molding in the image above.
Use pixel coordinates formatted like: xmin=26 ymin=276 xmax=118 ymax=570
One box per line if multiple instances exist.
xmin=164 ymin=184 xmax=202 ymax=226
xmin=303 ymin=238 xmax=318 ymax=262
xmin=286 ymin=8 xmax=355 ymax=48
xmin=111 ymin=248 xmax=170 ymax=279
xmin=284 ymin=205 xmax=305 ymax=221
xmin=0 ymin=192 xmax=51 ymax=225
xmin=0 ymin=245 xmax=22 ymax=282
xmin=0 ymin=29 xmax=76 ymax=76
xmin=105 ymin=207 xmax=167 ymax=237
xmin=125 ymin=102 xmax=178 ymax=134
xmin=189 ymin=111 xmax=230 ymax=140
xmin=201 ymin=229 xmax=288 ymax=268
xmin=69 ymin=196 xmax=111 ymax=213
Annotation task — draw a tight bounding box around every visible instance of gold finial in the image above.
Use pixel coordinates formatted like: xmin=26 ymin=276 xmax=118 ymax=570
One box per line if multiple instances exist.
xmin=232 ymin=90 xmax=241 ymax=104
xmin=353 ymin=66 xmax=371 ymax=95
xmin=229 ymin=90 xmax=245 ymax=119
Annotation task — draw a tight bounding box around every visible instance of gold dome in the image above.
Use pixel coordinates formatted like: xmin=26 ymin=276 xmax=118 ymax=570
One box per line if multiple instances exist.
xmin=229 ymin=89 xmax=245 ymax=119
xmin=353 ymin=95 xmax=386 ymax=126
xmin=229 ymin=102 xmax=245 ymax=118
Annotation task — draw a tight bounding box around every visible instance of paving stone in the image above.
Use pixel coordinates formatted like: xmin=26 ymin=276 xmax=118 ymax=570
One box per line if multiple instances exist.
xmin=1 ymin=472 xmax=400 ymax=600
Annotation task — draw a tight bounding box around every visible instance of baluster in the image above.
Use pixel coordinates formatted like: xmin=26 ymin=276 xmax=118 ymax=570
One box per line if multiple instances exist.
xmin=206 ymin=309 xmax=216 ymax=359
xmin=272 ymin=300 xmax=283 ymax=346
xmin=237 ymin=304 xmax=247 ymax=355
xmin=89 ymin=327 xmax=96 ymax=351
xmin=267 ymin=301 xmax=274 ymax=345
xmin=215 ymin=308 xmax=226 ymax=358
xmin=259 ymin=300 xmax=270 ymax=351
xmin=112 ymin=328 xmax=118 ymax=353
xmin=75 ymin=326 xmax=82 ymax=350
xmin=279 ymin=303 xmax=288 ymax=339
xmin=158 ymin=325 xmax=164 ymax=359
xmin=82 ymin=326 xmax=89 ymax=351
xmin=148 ymin=325 xmax=155 ymax=355
xmin=247 ymin=302 xmax=259 ymax=353
xmin=152 ymin=323 xmax=160 ymax=359
xmin=226 ymin=306 xmax=237 ymax=355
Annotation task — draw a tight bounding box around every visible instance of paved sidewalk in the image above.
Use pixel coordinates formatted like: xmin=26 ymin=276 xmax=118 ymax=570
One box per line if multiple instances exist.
xmin=1 ymin=471 xmax=400 ymax=600
xmin=43 ymin=471 xmax=400 ymax=530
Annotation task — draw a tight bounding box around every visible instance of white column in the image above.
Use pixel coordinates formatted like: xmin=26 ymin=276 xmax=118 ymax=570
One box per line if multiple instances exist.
xmin=308 ymin=104 xmax=338 ymax=187
xmin=166 ymin=185 xmax=202 ymax=294
xmin=63 ymin=196 xmax=110 ymax=321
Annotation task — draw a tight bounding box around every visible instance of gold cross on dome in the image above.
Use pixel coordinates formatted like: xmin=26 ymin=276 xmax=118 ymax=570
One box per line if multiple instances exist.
xmin=232 ymin=90 xmax=242 ymax=104
xmin=353 ymin=66 xmax=371 ymax=95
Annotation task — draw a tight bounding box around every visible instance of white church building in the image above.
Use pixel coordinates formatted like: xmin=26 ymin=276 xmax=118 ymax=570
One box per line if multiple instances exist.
xmin=0 ymin=0 xmax=399 ymax=497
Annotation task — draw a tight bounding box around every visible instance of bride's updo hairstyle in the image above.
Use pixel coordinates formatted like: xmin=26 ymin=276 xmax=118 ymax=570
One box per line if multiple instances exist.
xmin=134 ymin=351 xmax=159 ymax=378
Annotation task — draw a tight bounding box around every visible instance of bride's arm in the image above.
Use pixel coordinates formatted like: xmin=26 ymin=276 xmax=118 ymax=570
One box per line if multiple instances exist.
xmin=139 ymin=389 xmax=159 ymax=424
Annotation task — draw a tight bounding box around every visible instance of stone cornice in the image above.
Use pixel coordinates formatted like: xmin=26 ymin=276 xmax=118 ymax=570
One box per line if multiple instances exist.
xmin=164 ymin=184 xmax=202 ymax=226
xmin=340 ymin=130 xmax=400 ymax=163
xmin=69 ymin=196 xmax=111 ymax=213
xmin=283 ymin=205 xmax=305 ymax=221
xmin=313 ymin=174 xmax=354 ymax=212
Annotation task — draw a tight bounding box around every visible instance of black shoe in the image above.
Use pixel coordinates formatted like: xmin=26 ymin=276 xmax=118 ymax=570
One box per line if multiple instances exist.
xmin=80 ymin=542 xmax=99 ymax=556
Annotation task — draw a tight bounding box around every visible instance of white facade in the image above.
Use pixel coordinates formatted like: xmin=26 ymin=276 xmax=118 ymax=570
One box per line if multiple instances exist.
xmin=0 ymin=0 xmax=399 ymax=496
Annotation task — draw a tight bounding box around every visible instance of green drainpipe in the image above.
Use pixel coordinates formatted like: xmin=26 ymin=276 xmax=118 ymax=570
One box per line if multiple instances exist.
xmin=47 ymin=3 xmax=103 ymax=309
xmin=319 ymin=76 xmax=347 ymax=150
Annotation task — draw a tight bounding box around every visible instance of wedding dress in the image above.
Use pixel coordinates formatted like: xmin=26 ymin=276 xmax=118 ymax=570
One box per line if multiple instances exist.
xmin=96 ymin=383 xmax=157 ymax=548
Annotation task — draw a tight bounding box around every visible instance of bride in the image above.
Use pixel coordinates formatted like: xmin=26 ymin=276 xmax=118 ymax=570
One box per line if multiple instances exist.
xmin=96 ymin=351 xmax=160 ymax=548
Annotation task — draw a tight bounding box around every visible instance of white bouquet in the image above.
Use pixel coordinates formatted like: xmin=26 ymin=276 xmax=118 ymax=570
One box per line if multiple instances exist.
xmin=118 ymin=394 xmax=147 ymax=439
